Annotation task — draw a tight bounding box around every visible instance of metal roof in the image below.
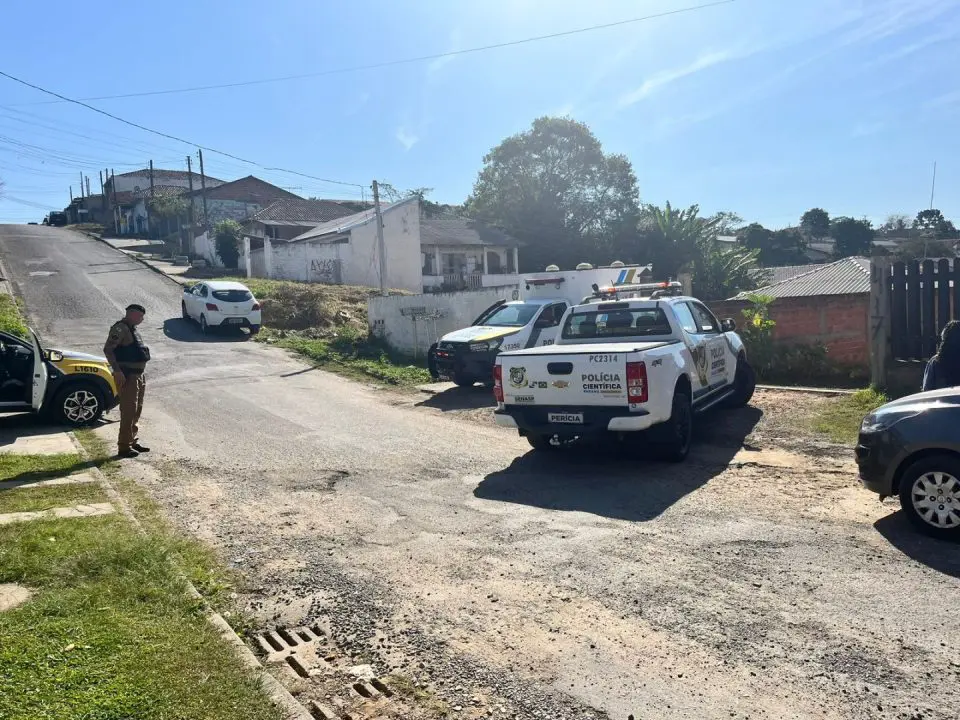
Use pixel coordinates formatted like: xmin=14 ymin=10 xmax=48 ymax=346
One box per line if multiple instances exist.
xmin=289 ymin=197 xmax=418 ymax=243
xmin=733 ymin=257 xmax=870 ymax=299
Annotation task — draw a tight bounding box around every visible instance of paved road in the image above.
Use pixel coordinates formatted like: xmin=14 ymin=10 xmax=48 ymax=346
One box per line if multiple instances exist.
xmin=2 ymin=224 xmax=958 ymax=720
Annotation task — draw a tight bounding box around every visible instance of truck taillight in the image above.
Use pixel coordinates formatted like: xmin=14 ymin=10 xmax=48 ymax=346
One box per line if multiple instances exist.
xmin=205 ymin=303 xmax=219 ymax=311
xmin=493 ymin=365 xmax=504 ymax=403
xmin=626 ymin=361 xmax=648 ymax=403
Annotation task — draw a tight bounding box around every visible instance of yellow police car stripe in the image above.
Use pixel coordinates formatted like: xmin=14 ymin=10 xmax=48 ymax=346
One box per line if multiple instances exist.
xmin=471 ymin=329 xmax=518 ymax=342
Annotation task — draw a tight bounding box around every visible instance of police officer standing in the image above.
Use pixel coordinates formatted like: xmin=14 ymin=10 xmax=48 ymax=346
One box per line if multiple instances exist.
xmin=103 ymin=304 xmax=151 ymax=458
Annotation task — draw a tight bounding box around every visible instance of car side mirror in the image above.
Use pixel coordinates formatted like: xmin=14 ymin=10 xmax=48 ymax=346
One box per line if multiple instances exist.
xmin=47 ymin=350 xmax=63 ymax=362
xmin=721 ymin=318 xmax=737 ymax=332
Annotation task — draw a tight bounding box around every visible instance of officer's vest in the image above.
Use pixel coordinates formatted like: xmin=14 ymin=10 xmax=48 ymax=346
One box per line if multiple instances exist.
xmin=113 ymin=322 xmax=151 ymax=365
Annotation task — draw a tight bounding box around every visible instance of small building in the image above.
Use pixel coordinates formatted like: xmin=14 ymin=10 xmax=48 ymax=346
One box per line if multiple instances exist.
xmin=244 ymin=197 xmax=422 ymax=292
xmin=104 ymin=168 xmax=225 ymax=235
xmin=185 ymin=175 xmax=300 ymax=228
xmin=420 ymin=212 xmax=521 ymax=292
xmin=712 ymin=256 xmax=871 ymax=365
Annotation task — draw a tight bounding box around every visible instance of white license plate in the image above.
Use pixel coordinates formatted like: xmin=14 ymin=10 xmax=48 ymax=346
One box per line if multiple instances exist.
xmin=548 ymin=412 xmax=583 ymax=424
xmin=226 ymin=318 xmax=244 ymax=324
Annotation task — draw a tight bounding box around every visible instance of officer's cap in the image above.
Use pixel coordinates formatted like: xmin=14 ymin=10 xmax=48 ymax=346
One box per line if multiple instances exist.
xmin=126 ymin=303 xmax=146 ymax=314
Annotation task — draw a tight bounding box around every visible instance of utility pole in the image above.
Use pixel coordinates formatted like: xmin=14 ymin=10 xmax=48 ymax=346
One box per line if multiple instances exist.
xmin=372 ymin=180 xmax=386 ymax=294
xmin=69 ymin=186 xmax=73 ymax=202
xmin=99 ymin=170 xmax=104 ymax=197
xmin=198 ymin=149 xmax=208 ymax=229
xmin=930 ymin=161 xmax=937 ymax=210
xmin=186 ymin=155 xmax=196 ymax=256
xmin=79 ymin=172 xmax=85 ymax=199
xmin=111 ymin=169 xmax=118 ymax=235
xmin=85 ymin=176 xmax=91 ymax=198
xmin=147 ymin=160 xmax=155 ymax=236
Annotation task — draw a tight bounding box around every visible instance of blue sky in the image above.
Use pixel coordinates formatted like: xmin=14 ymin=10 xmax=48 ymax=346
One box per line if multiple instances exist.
xmin=1 ymin=0 xmax=958 ymax=229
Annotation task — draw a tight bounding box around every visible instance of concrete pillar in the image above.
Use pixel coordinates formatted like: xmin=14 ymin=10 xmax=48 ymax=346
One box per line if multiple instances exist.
xmin=512 ymin=247 xmax=519 ymax=273
xmin=242 ymin=236 xmax=252 ymax=278
xmin=482 ymin=248 xmax=489 ymax=275
xmin=434 ymin=246 xmax=441 ymax=276
xmin=263 ymin=236 xmax=273 ymax=279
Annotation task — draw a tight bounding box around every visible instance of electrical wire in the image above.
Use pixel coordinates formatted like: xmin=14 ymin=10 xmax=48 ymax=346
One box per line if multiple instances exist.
xmin=13 ymin=1 xmax=736 ymax=105
xmin=0 ymin=69 xmax=367 ymax=189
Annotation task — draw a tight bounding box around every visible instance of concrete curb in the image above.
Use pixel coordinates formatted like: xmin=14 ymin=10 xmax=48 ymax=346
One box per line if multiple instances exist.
xmin=83 ymin=231 xmax=189 ymax=286
xmin=66 ymin=433 xmax=313 ymax=720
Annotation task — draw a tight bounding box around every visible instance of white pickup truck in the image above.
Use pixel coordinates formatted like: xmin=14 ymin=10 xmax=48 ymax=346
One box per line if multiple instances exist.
xmin=492 ymin=290 xmax=755 ymax=461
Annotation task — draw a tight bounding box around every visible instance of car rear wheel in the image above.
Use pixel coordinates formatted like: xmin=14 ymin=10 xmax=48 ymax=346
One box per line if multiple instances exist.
xmin=52 ymin=383 xmax=104 ymax=427
xmin=898 ymin=455 xmax=960 ymax=540
xmin=657 ymin=390 xmax=693 ymax=462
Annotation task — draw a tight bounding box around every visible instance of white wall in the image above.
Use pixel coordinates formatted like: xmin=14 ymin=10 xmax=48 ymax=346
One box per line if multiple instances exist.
xmin=109 ymin=173 xmax=224 ymax=194
xmin=368 ymin=288 xmax=519 ymax=358
xmin=192 ymin=231 xmax=223 ymax=267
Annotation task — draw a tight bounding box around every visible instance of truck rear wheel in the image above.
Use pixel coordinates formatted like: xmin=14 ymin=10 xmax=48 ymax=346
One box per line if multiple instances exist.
xmin=726 ymin=356 xmax=756 ymax=408
xmin=452 ymin=372 xmax=474 ymax=388
xmin=657 ymin=390 xmax=693 ymax=462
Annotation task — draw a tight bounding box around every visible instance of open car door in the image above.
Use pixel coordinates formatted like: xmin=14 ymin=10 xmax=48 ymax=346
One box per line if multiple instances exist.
xmin=30 ymin=330 xmax=47 ymax=412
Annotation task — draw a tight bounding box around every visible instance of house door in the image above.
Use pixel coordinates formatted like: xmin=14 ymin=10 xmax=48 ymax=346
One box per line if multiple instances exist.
xmin=486 ymin=251 xmax=502 ymax=273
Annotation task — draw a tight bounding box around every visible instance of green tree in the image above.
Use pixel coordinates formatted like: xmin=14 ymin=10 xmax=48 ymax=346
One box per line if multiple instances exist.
xmin=879 ymin=213 xmax=911 ymax=236
xmin=644 ymin=202 xmax=762 ymax=300
xmin=914 ymin=208 xmax=959 ymax=240
xmin=800 ymin=208 xmax=830 ymax=240
xmin=709 ymin=210 xmax=744 ymax=236
xmin=214 ymin=219 xmax=242 ymax=269
xmin=147 ymin=194 xmax=188 ymax=238
xmin=464 ymin=116 xmax=640 ymax=271
xmin=738 ymin=223 xmax=807 ymax=266
xmin=830 ymin=217 xmax=874 ymax=257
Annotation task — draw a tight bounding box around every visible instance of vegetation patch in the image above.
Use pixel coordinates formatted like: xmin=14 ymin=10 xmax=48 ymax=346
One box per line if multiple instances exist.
xmin=0 ymin=294 xmax=28 ymax=338
xmin=0 ymin=484 xmax=108 ymax=515
xmin=810 ymin=388 xmax=888 ymax=444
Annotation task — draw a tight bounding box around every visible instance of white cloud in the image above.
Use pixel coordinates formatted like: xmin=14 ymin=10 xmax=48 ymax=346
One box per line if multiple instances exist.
xmin=395 ymin=127 xmax=420 ymax=150
xmin=617 ymin=51 xmax=732 ymax=107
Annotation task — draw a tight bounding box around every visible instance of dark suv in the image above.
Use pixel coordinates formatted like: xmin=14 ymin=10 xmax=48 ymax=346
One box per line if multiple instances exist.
xmin=856 ymin=387 xmax=960 ymax=539
xmin=48 ymin=211 xmax=68 ymax=227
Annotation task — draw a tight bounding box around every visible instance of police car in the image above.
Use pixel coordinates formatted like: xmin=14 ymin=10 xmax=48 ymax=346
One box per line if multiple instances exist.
xmin=0 ymin=329 xmax=120 ymax=427
xmin=427 ymin=263 xmax=657 ymax=387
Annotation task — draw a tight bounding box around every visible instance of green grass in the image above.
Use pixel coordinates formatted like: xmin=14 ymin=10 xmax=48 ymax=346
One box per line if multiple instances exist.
xmin=0 ymin=294 xmax=29 ymax=337
xmin=811 ymin=388 xmax=889 ymax=444
xmin=0 ymin=452 xmax=89 ymax=482
xmin=264 ymin=327 xmax=432 ymax=387
xmin=0 ymin=515 xmax=284 ymax=720
xmin=0 ymin=484 xmax=108 ymax=514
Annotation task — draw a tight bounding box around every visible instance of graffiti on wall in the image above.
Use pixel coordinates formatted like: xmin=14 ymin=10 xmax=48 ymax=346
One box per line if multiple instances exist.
xmin=309 ymin=258 xmax=341 ymax=283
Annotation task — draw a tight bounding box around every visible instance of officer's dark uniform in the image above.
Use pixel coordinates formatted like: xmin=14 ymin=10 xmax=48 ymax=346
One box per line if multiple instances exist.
xmin=103 ymin=306 xmax=151 ymax=455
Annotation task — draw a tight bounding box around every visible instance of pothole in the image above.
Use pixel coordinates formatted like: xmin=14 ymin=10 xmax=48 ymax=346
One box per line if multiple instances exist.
xmin=0 ymin=583 xmax=32 ymax=612
xmin=290 ymin=470 xmax=350 ymax=493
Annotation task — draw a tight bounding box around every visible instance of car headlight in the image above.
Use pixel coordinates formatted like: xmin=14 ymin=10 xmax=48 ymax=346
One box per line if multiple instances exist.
xmin=860 ymin=410 xmax=917 ymax=434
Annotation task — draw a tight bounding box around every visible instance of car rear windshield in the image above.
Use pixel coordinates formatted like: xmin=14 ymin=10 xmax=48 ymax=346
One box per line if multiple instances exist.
xmin=212 ymin=289 xmax=253 ymax=302
xmin=561 ymin=308 xmax=673 ymax=339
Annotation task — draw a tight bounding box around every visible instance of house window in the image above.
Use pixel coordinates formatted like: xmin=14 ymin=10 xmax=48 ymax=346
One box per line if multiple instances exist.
xmin=506 ymin=249 xmax=516 ymax=273
xmin=442 ymin=253 xmax=467 ymax=274
xmin=486 ymin=251 xmax=502 ymax=273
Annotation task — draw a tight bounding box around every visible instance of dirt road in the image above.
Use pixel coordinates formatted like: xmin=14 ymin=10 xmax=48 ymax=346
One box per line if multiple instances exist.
xmin=3 ymin=224 xmax=958 ymax=720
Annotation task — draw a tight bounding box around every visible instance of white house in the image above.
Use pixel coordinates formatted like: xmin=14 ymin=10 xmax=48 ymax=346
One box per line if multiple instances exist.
xmin=244 ymin=197 xmax=423 ymax=292
xmin=420 ymin=212 xmax=521 ymax=291
xmin=105 ymin=169 xmax=225 ymax=235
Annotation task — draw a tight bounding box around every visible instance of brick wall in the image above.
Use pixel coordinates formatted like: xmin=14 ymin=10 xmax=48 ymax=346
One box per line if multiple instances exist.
xmin=710 ymin=294 xmax=869 ymax=365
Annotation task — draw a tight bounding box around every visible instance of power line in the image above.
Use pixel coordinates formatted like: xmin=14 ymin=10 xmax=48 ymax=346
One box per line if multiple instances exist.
xmin=13 ymin=1 xmax=735 ymax=105
xmin=0 ymin=70 xmax=366 ymax=189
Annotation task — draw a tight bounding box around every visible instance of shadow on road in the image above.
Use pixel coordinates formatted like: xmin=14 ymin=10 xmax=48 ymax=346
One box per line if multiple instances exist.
xmin=416 ymin=385 xmax=494 ymax=412
xmin=162 ymin=318 xmax=250 ymax=344
xmin=474 ymin=406 xmax=763 ymax=522
xmin=874 ymin=513 xmax=960 ymax=578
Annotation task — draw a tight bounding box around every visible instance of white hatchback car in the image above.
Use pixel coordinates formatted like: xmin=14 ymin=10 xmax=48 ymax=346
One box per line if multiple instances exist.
xmin=181 ymin=280 xmax=262 ymax=335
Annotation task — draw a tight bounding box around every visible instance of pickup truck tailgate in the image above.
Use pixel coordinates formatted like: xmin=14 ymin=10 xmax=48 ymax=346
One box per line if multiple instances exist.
xmin=497 ymin=341 xmax=672 ymax=406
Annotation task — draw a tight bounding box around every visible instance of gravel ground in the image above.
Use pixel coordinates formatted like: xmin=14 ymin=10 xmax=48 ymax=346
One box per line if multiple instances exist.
xmin=4 ymin=225 xmax=958 ymax=720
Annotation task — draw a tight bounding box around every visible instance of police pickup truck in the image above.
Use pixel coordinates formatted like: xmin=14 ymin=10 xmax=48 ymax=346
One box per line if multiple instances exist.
xmin=492 ymin=283 xmax=756 ymax=461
